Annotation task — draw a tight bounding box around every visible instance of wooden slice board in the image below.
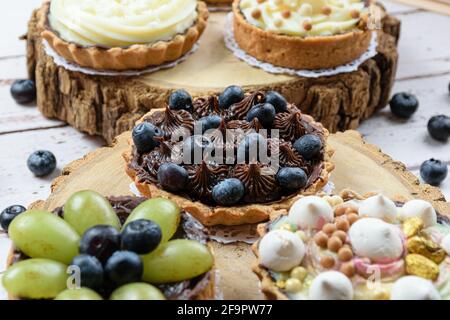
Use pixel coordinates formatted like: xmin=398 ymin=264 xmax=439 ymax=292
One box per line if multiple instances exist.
xmin=27 ymin=7 xmax=400 ymax=144
xmin=29 ymin=130 xmax=450 ymax=300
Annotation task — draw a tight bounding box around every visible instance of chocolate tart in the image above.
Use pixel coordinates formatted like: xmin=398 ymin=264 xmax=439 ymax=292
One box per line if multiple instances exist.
xmin=6 ymin=196 xmax=216 ymax=300
xmin=232 ymin=0 xmax=373 ymax=70
xmin=124 ymin=91 xmax=334 ymax=226
xmin=39 ymin=1 xmax=209 ymax=71
xmin=253 ymin=190 xmax=450 ymax=300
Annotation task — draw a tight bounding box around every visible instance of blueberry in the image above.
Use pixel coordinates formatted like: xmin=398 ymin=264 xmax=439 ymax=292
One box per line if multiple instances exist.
xmin=182 ymin=135 xmax=213 ymax=164
xmin=276 ymin=167 xmax=308 ymax=190
xmin=79 ymin=225 xmax=121 ymax=264
xmin=212 ymin=178 xmax=245 ymax=206
xmin=71 ymin=254 xmax=104 ymax=290
xmin=105 ymin=251 xmax=143 ymax=287
xmin=246 ymin=103 xmax=276 ymax=127
xmin=121 ymin=219 xmax=162 ymax=254
xmin=389 ymin=92 xmax=419 ymax=118
xmin=0 ymin=205 xmax=26 ymax=231
xmin=237 ymin=133 xmax=268 ymax=163
xmin=157 ymin=163 xmax=188 ymax=192
xmin=132 ymin=122 xmax=162 ymax=154
xmin=420 ymin=159 xmax=448 ymax=186
xmin=265 ymin=91 xmax=288 ymax=113
xmin=293 ymin=134 xmax=322 ymax=160
xmin=168 ymin=89 xmax=192 ymax=110
xmin=218 ymin=85 xmax=245 ymax=109
xmin=27 ymin=150 xmax=56 ymax=177
xmin=10 ymin=79 xmax=36 ymax=104
xmin=199 ymin=115 xmax=222 ymax=133
xmin=427 ymin=115 xmax=450 ymax=141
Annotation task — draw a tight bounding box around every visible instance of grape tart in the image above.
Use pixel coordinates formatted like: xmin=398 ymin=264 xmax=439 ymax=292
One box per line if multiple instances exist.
xmin=39 ymin=0 xmax=209 ymax=71
xmin=232 ymin=0 xmax=373 ymax=70
xmin=5 ymin=195 xmax=216 ymax=300
xmin=253 ymin=190 xmax=450 ymax=300
xmin=125 ymin=88 xmax=334 ymax=226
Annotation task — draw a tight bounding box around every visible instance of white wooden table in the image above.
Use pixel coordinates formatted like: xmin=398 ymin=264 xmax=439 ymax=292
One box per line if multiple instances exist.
xmin=0 ymin=1 xmax=449 ymax=213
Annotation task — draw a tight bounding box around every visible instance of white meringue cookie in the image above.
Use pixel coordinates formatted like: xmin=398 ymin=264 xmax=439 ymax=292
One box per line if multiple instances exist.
xmin=441 ymin=234 xmax=450 ymax=256
xmin=391 ymin=276 xmax=441 ymax=300
xmin=288 ymin=196 xmax=333 ymax=229
xmin=309 ymin=271 xmax=353 ymax=300
xmin=348 ymin=218 xmax=403 ymax=263
xmin=259 ymin=229 xmax=305 ymax=272
xmin=399 ymin=199 xmax=437 ymax=227
xmin=358 ymin=194 xmax=398 ymax=222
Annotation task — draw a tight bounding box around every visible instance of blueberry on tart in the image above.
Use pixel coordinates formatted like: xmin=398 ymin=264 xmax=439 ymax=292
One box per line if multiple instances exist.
xmin=232 ymin=0 xmax=373 ymax=70
xmin=4 ymin=191 xmax=215 ymax=300
xmin=39 ymin=0 xmax=209 ymax=70
xmin=253 ymin=191 xmax=450 ymax=300
xmin=124 ymin=87 xmax=334 ymax=226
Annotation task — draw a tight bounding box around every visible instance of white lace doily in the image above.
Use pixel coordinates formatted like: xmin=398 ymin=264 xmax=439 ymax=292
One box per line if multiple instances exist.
xmin=42 ymin=40 xmax=199 ymax=77
xmin=224 ymin=13 xmax=378 ymax=78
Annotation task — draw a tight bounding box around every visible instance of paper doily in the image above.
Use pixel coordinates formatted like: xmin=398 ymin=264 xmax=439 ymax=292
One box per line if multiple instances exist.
xmin=224 ymin=13 xmax=378 ymax=78
xmin=42 ymin=40 xmax=200 ymax=77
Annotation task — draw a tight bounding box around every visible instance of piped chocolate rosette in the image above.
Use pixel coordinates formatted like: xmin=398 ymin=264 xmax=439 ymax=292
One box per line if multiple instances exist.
xmin=3 ymin=191 xmax=215 ymax=300
xmin=253 ymin=190 xmax=450 ymax=300
xmin=125 ymin=86 xmax=334 ymax=226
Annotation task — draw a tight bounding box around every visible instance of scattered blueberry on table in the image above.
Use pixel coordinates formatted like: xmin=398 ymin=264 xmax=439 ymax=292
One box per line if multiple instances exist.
xmin=10 ymin=79 xmax=36 ymax=104
xmin=26 ymin=150 xmax=57 ymax=177
xmin=0 ymin=205 xmax=26 ymax=231
xmin=420 ymin=159 xmax=448 ymax=186
xmin=428 ymin=115 xmax=450 ymax=141
xmin=389 ymin=92 xmax=419 ymax=119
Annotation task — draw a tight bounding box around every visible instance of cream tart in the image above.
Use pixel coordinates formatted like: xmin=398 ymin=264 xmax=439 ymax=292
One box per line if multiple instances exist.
xmin=232 ymin=0 xmax=372 ymax=70
xmin=4 ymin=193 xmax=216 ymax=300
xmin=39 ymin=0 xmax=209 ymax=70
xmin=253 ymin=190 xmax=450 ymax=300
xmin=124 ymin=87 xmax=334 ymax=226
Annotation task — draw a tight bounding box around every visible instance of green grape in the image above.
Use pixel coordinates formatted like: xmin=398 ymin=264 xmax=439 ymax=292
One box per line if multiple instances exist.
xmin=9 ymin=210 xmax=80 ymax=264
xmin=64 ymin=190 xmax=120 ymax=235
xmin=110 ymin=283 xmax=165 ymax=300
xmin=141 ymin=239 xmax=213 ymax=283
xmin=2 ymin=258 xmax=68 ymax=299
xmin=124 ymin=198 xmax=180 ymax=243
xmin=55 ymin=288 xmax=103 ymax=300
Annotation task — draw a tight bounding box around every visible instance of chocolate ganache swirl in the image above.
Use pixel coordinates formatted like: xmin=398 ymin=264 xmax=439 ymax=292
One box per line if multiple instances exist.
xmin=130 ymin=91 xmax=326 ymax=206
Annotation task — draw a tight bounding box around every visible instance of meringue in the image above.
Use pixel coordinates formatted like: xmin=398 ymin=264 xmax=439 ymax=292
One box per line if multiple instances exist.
xmin=390 ymin=276 xmax=441 ymax=300
xmin=259 ymin=229 xmax=305 ymax=272
xmin=309 ymin=271 xmax=353 ymax=300
xmin=399 ymin=199 xmax=437 ymax=228
xmin=288 ymin=196 xmax=334 ymax=229
xmin=358 ymin=194 xmax=398 ymax=223
xmin=441 ymin=234 xmax=450 ymax=256
xmin=348 ymin=218 xmax=403 ymax=263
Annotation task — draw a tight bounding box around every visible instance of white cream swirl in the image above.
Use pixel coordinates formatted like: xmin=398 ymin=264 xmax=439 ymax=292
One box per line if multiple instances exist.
xmin=239 ymin=0 xmax=367 ymax=37
xmin=49 ymin=0 xmax=198 ymax=47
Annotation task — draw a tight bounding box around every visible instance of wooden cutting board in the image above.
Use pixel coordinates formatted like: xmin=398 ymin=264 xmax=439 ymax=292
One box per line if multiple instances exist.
xmin=28 ymin=8 xmax=400 ymax=144
xmin=29 ymin=130 xmax=450 ymax=300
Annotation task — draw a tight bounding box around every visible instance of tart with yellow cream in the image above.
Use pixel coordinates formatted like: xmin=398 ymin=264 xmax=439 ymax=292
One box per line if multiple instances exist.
xmin=40 ymin=0 xmax=209 ymax=70
xmin=232 ymin=0 xmax=372 ymax=70
xmin=253 ymin=190 xmax=450 ymax=300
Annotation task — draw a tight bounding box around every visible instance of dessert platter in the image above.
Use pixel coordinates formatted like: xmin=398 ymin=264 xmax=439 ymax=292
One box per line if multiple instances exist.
xmin=3 ymin=87 xmax=448 ymax=300
xmin=26 ymin=0 xmax=400 ymax=143
xmin=254 ymin=191 xmax=450 ymax=299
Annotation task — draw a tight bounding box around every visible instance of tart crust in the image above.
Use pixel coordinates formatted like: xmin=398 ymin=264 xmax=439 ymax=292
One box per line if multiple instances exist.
xmin=123 ymin=109 xmax=335 ymax=227
xmin=232 ymin=0 xmax=373 ymax=70
xmin=251 ymin=190 xmax=434 ymax=300
xmin=39 ymin=1 xmax=209 ymax=71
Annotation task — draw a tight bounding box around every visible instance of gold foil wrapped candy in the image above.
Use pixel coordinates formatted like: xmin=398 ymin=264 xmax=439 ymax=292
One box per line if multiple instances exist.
xmin=406 ymin=236 xmax=446 ymax=264
xmin=403 ymin=217 xmax=424 ymax=238
xmin=405 ymin=254 xmax=440 ymax=280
